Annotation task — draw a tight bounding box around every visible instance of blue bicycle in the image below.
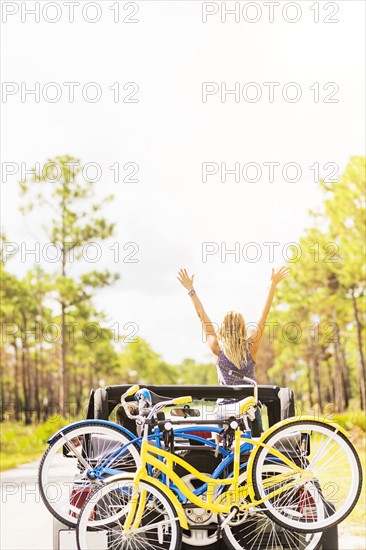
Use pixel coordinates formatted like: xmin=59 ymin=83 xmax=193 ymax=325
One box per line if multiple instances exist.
xmin=39 ymin=388 xmax=249 ymax=526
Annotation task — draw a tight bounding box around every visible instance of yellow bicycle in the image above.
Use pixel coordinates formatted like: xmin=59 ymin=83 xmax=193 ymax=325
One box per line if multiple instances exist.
xmin=76 ymin=385 xmax=362 ymax=550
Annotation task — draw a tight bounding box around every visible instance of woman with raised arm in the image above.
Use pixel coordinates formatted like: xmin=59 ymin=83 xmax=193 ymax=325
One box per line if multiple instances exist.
xmin=177 ymin=267 xmax=290 ymax=432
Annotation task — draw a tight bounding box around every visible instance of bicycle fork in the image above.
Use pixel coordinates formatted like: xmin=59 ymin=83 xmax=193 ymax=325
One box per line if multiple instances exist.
xmin=123 ymin=469 xmax=146 ymax=532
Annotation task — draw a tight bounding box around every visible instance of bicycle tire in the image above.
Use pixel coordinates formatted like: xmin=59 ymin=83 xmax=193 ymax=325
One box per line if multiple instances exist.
xmin=222 ymin=464 xmax=323 ymax=550
xmin=77 ymin=477 xmax=182 ymax=550
xmin=250 ymin=420 xmax=362 ymax=533
xmin=39 ymin=421 xmax=140 ymax=527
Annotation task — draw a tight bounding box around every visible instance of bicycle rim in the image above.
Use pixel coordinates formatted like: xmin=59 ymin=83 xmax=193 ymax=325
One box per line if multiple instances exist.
xmin=38 ymin=423 xmax=140 ymax=527
xmin=222 ymin=465 xmax=323 ymax=550
xmin=77 ymin=478 xmax=182 ymax=550
xmin=251 ymin=420 xmax=362 ymax=532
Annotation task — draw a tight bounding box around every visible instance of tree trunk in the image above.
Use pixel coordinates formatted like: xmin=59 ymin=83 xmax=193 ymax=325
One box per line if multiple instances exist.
xmin=0 ymin=349 xmax=5 ymax=422
xmin=37 ymin=276 xmax=45 ymax=421
xmin=339 ymin=343 xmax=350 ymax=409
xmin=60 ymin=303 xmax=66 ymax=417
xmin=39 ymin=349 xmax=46 ymax=421
xmin=59 ymin=198 xmax=67 ymax=418
xmin=21 ymin=339 xmax=30 ymax=424
xmin=34 ymin=348 xmax=41 ymax=422
xmin=351 ymin=290 xmax=366 ymax=410
xmin=306 ymin=350 xmax=313 ymax=407
xmin=76 ymin=374 xmax=82 ymax=417
xmin=333 ymin=341 xmax=345 ymax=411
xmin=45 ymin=370 xmax=52 ymax=420
xmin=23 ymin=317 xmax=33 ymax=424
xmin=325 ymin=359 xmax=335 ymax=404
xmin=308 ymin=334 xmax=322 ymax=409
xmin=13 ymin=341 xmax=21 ymax=422
xmin=308 ymin=334 xmax=322 ymax=410
xmin=89 ymin=362 xmax=93 ymax=392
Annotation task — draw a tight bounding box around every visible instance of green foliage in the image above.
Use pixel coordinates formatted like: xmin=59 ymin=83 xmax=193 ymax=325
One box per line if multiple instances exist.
xmin=119 ymin=339 xmax=181 ymax=385
xmin=173 ymin=358 xmax=218 ymax=385
xmin=19 ymin=155 xmax=115 ymax=247
xmin=14 ymin=155 xmax=120 ymax=414
xmin=116 ymin=341 xmax=219 ymax=386
xmin=320 ymin=156 xmax=365 ymax=288
xmin=270 ymin=156 xmax=366 ymax=411
xmin=333 ymin=411 xmax=366 ymax=432
xmin=0 ymin=418 xmax=69 ymax=471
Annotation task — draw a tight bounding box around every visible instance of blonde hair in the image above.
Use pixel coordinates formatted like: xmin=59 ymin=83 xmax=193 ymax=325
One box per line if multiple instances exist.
xmin=217 ymin=311 xmax=248 ymax=369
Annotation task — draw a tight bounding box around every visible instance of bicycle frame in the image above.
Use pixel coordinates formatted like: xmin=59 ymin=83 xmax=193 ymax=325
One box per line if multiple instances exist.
xmin=95 ymin=424 xmax=249 ymax=478
xmin=120 ymin=427 xmax=312 ymax=532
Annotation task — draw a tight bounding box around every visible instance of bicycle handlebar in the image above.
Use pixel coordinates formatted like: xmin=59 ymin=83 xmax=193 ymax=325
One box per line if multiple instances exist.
xmin=120 ymin=380 xmax=258 ymax=432
xmin=125 ymin=384 xmax=140 ymax=397
xmin=228 ymin=370 xmax=258 ymax=403
xmin=120 ymin=386 xmax=194 ymax=427
xmin=172 ymin=396 xmax=192 ymax=406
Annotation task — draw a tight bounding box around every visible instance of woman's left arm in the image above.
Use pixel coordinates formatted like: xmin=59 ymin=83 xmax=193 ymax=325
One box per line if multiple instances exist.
xmin=249 ymin=266 xmax=290 ymax=360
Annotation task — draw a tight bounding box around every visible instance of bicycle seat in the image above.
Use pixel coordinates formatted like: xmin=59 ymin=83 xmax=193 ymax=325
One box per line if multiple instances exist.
xmin=137 ymin=389 xmax=173 ymax=406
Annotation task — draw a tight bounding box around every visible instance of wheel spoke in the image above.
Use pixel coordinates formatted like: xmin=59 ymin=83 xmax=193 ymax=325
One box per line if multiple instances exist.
xmin=251 ymin=420 xmax=361 ymax=533
xmin=223 ymin=465 xmax=323 ymax=549
xmin=77 ymin=479 xmax=180 ymax=550
xmin=38 ymin=423 xmax=139 ymax=527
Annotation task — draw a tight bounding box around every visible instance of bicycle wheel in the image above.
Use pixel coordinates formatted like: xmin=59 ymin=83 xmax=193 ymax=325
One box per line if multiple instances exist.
xmin=222 ymin=464 xmax=323 ymax=550
xmin=39 ymin=422 xmax=140 ymax=527
xmin=251 ymin=420 xmax=362 ymax=533
xmin=77 ymin=477 xmax=182 ymax=550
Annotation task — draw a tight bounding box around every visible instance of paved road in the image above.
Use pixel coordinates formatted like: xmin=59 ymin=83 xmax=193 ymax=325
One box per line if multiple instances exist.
xmin=1 ymin=460 xmax=53 ymax=550
xmin=1 ymin=459 xmax=365 ymax=550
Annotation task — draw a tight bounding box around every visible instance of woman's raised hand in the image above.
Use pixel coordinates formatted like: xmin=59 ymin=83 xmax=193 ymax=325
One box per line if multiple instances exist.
xmin=271 ymin=265 xmax=290 ymax=286
xmin=177 ymin=268 xmax=195 ymax=291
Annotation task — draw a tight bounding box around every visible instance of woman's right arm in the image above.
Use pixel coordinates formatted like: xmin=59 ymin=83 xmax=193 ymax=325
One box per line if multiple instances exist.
xmin=177 ymin=268 xmax=219 ymax=356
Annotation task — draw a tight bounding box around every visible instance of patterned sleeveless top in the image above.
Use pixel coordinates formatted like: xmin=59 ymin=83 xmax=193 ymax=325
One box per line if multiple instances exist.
xmin=216 ymin=342 xmax=256 ymax=385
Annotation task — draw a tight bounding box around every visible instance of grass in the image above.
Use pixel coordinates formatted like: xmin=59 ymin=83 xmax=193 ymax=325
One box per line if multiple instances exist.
xmin=338 ymin=431 xmax=366 ymax=539
xmin=333 ymin=410 xmax=365 ymax=537
xmin=0 ymin=417 xmax=69 ymax=471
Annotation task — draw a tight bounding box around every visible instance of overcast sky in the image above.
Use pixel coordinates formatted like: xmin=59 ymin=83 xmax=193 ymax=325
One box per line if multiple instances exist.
xmin=1 ymin=0 xmax=365 ymax=364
